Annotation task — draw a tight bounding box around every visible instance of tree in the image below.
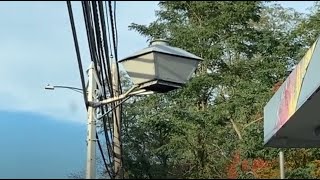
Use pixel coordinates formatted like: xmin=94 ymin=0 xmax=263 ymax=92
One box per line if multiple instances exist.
xmin=123 ymin=1 xmax=303 ymax=178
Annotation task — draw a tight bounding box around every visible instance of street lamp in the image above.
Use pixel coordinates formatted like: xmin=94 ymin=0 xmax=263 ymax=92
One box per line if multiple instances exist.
xmin=86 ymin=39 xmax=203 ymax=179
xmin=45 ymin=84 xmax=154 ymax=107
xmin=48 ymin=39 xmax=202 ymax=179
xmin=45 ymin=84 xmax=83 ymax=94
xmin=119 ymin=39 xmax=203 ymax=93
xmin=89 ymin=39 xmax=203 ymax=108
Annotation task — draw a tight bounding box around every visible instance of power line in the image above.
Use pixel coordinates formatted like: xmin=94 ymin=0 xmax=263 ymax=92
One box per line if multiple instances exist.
xmin=97 ymin=130 xmax=112 ymax=178
xmin=97 ymin=3 xmax=117 ymax=161
xmin=90 ymin=2 xmax=115 ymax=171
xmin=107 ymin=2 xmax=125 ymax=178
xmin=67 ymin=1 xmax=125 ymax=178
xmin=83 ymin=2 xmax=115 ymax=176
xmin=107 ymin=1 xmax=118 ymax=62
xmin=104 ymin=1 xmax=114 ymax=58
xmin=83 ymin=2 xmax=103 ymax=86
xmin=92 ymin=1 xmax=114 ymax=133
xmin=110 ymin=3 xmax=125 ymax=172
xmin=98 ymin=1 xmax=113 ymax=94
xmin=108 ymin=1 xmax=122 ymax=93
xmin=113 ymin=1 xmax=118 ymax=53
xmin=67 ymin=1 xmax=112 ymax=177
xmin=66 ymin=1 xmax=88 ymax=105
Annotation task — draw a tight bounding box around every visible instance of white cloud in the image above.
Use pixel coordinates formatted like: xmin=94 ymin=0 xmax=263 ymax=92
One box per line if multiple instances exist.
xmin=0 ymin=1 xmax=159 ymax=124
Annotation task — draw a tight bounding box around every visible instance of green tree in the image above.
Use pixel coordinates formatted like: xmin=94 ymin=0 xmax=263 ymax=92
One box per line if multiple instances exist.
xmin=123 ymin=1 xmax=301 ymax=178
xmin=85 ymin=1 xmax=320 ymax=179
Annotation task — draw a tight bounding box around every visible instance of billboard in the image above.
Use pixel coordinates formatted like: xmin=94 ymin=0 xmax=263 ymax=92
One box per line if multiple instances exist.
xmin=264 ymin=37 xmax=320 ymax=147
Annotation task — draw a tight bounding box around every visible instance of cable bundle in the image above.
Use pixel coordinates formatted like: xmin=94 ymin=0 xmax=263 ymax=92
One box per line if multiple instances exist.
xmin=67 ymin=1 xmax=120 ymax=177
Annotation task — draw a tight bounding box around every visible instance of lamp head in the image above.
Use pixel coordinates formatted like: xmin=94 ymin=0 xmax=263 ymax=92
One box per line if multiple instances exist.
xmin=45 ymin=84 xmax=55 ymax=90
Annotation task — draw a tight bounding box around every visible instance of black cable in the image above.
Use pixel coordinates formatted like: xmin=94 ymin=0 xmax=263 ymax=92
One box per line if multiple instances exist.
xmin=107 ymin=2 xmax=125 ymax=178
xmin=92 ymin=1 xmax=115 ymax=171
xmin=101 ymin=109 xmax=114 ymax=164
xmin=113 ymin=1 xmax=118 ymax=52
xmin=91 ymin=2 xmax=106 ymax=91
xmin=66 ymin=1 xmax=88 ymax=105
xmin=111 ymin=3 xmax=125 ymax=172
xmin=68 ymin=1 xmax=112 ymax=177
xmin=107 ymin=1 xmax=121 ymax=100
xmin=82 ymin=2 xmax=101 ymax=89
xmin=83 ymin=2 xmax=103 ymax=87
xmin=92 ymin=1 xmax=109 ymax=98
xmin=108 ymin=1 xmax=122 ymax=93
xmin=96 ymin=133 xmax=112 ymax=178
xmin=105 ymin=1 xmax=114 ymax=57
xmin=81 ymin=2 xmax=98 ymax=82
xmin=105 ymin=1 xmax=117 ymax=140
xmin=94 ymin=2 xmax=113 ymax=96
xmin=108 ymin=1 xmax=118 ymax=62
xmin=98 ymin=1 xmax=115 ymax=151
xmin=82 ymin=2 xmax=108 ymax=105
xmin=92 ymin=1 xmax=107 ymax=89
xmin=92 ymin=1 xmax=114 ymax=135
xmin=98 ymin=1 xmax=114 ymax=95
xmin=98 ymin=96 xmax=130 ymax=120
xmin=85 ymin=1 xmax=115 ymax=172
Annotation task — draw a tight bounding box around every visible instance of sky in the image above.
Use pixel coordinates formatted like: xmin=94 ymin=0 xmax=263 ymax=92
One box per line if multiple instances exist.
xmin=0 ymin=1 xmax=315 ymax=179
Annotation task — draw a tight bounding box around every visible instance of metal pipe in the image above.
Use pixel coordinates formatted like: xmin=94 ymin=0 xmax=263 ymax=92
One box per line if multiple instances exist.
xmin=279 ymin=151 xmax=285 ymax=179
xmin=45 ymin=84 xmax=84 ymax=94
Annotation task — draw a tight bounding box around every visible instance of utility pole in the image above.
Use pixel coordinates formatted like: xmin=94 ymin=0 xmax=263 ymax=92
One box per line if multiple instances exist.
xmin=279 ymin=151 xmax=285 ymax=179
xmin=112 ymin=60 xmax=123 ymax=179
xmin=86 ymin=63 xmax=97 ymax=179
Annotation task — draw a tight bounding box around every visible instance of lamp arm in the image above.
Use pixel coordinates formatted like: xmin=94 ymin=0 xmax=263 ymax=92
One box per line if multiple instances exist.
xmin=53 ymin=85 xmax=83 ymax=91
xmin=88 ymin=85 xmax=138 ymax=108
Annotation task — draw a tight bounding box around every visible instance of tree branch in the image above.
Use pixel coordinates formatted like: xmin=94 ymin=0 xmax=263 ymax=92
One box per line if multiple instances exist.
xmin=242 ymin=117 xmax=263 ymax=130
xmin=230 ymin=118 xmax=243 ymax=140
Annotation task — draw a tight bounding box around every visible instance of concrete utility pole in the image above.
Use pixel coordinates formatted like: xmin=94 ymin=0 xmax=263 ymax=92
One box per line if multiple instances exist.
xmin=279 ymin=151 xmax=285 ymax=179
xmin=86 ymin=63 xmax=97 ymax=179
xmin=112 ymin=61 xmax=123 ymax=179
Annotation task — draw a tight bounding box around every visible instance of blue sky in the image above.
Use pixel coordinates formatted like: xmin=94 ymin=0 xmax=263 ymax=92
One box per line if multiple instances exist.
xmin=0 ymin=1 xmax=315 ymax=178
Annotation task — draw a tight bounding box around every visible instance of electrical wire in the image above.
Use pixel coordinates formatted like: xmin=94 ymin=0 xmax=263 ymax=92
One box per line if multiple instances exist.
xmin=113 ymin=1 xmax=118 ymax=52
xmin=91 ymin=2 xmax=115 ymax=169
xmin=108 ymin=1 xmax=122 ymax=93
xmin=66 ymin=1 xmax=88 ymax=105
xmin=84 ymin=2 xmax=103 ymax=86
xmin=91 ymin=2 xmax=110 ymax=100
xmin=68 ymin=1 xmax=126 ymax=178
xmin=97 ymin=3 xmax=117 ymax=158
xmin=107 ymin=2 xmax=126 ymax=178
xmin=98 ymin=96 xmax=130 ymax=120
xmin=104 ymin=1 xmax=114 ymax=58
xmin=67 ymin=1 xmax=113 ymax=177
xmin=111 ymin=3 xmax=126 ymax=173
xmin=92 ymin=2 xmax=106 ymax=89
xmin=96 ymin=133 xmax=112 ymax=178
xmin=87 ymin=2 xmax=116 ymax=176
xmin=98 ymin=1 xmax=113 ymax=95
xmin=107 ymin=1 xmax=117 ymax=62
